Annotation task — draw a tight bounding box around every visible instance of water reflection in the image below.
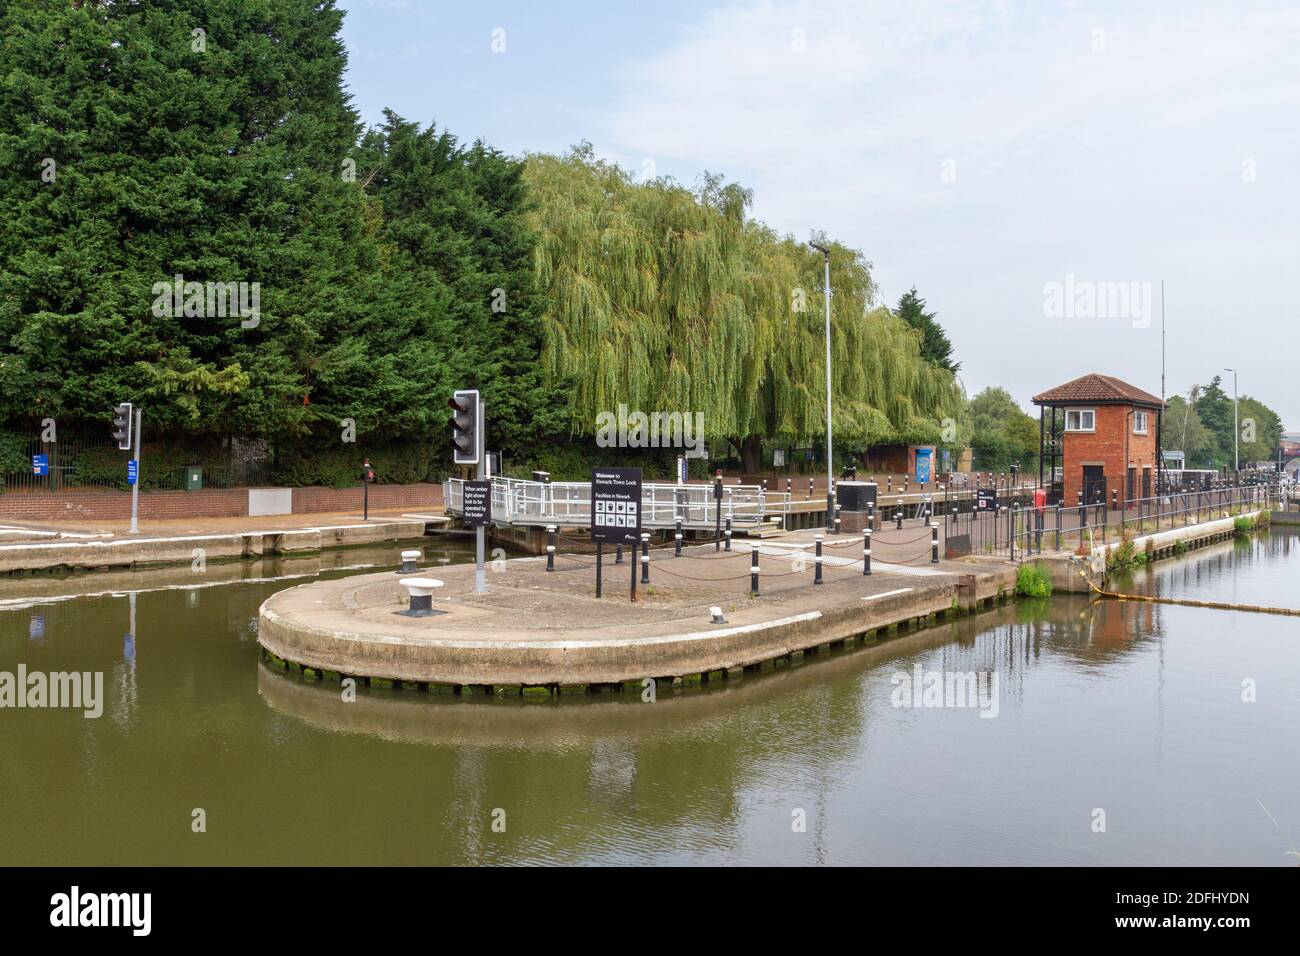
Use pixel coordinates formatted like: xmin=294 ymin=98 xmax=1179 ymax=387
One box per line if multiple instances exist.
xmin=0 ymin=531 xmax=1296 ymax=865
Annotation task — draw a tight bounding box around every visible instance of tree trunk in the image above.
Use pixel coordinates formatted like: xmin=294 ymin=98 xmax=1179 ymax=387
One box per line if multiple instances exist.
xmin=736 ymin=435 xmax=763 ymax=474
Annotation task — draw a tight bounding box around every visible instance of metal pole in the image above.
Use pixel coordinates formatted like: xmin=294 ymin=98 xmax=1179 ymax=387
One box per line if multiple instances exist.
xmin=474 ymin=403 xmax=486 ymax=594
xmin=129 ymin=407 xmax=141 ymax=534
xmin=596 ymin=542 xmax=603 ymax=598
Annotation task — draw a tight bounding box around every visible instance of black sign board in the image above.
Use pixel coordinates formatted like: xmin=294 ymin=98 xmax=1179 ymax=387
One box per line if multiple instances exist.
xmin=976 ymin=489 xmax=997 ymax=512
xmin=462 ymin=480 xmax=492 ymax=527
xmin=591 ymin=467 xmax=643 ymax=545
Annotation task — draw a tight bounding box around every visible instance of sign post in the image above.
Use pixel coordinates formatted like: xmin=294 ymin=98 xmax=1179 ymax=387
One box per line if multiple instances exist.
xmin=129 ymin=407 xmax=142 ymax=534
xmin=590 ymin=467 xmax=643 ymax=600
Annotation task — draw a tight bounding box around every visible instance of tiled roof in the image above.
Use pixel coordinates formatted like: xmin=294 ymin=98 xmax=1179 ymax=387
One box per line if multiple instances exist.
xmin=1032 ymin=373 xmax=1165 ymax=408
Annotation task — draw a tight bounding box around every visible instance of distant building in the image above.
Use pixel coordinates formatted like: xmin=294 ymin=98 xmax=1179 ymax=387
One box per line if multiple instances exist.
xmin=1032 ymin=373 xmax=1166 ymax=505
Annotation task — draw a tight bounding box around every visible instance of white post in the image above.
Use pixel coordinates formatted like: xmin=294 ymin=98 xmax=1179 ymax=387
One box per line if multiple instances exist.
xmin=129 ymin=406 xmax=142 ymax=534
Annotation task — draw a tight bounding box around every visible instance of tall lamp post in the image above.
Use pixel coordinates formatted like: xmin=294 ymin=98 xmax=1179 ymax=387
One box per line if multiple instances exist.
xmin=1224 ymin=367 xmax=1238 ymax=474
xmin=809 ymin=241 xmax=834 ymax=531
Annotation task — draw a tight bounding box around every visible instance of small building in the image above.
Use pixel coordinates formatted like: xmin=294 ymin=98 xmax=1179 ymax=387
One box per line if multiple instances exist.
xmin=1032 ymin=373 xmax=1166 ymax=506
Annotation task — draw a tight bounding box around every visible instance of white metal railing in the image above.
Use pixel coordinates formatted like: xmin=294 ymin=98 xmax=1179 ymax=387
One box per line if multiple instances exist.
xmin=444 ymin=476 xmax=789 ymax=529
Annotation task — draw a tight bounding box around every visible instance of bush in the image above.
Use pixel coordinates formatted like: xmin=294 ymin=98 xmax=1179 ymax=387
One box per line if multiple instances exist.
xmin=1016 ymin=562 xmax=1053 ymax=598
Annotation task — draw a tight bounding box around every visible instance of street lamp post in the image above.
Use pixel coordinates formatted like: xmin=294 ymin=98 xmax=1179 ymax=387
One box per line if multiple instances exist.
xmin=810 ymin=241 xmax=833 ymax=531
xmin=1224 ymin=367 xmax=1238 ymax=474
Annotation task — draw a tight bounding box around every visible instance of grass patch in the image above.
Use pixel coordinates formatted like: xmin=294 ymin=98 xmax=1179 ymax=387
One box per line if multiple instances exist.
xmin=1106 ymin=537 xmax=1149 ymax=573
xmin=1016 ymin=562 xmax=1053 ymax=598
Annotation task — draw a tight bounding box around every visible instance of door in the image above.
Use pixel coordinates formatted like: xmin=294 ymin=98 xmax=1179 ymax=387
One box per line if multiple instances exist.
xmin=1082 ymin=465 xmax=1106 ymax=504
xmin=1126 ymin=467 xmax=1136 ymax=504
xmin=1141 ymin=467 xmax=1152 ymax=499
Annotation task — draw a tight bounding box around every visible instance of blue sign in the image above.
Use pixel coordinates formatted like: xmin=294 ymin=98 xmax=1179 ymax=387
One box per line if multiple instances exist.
xmin=32 ymin=453 xmax=48 ymax=476
xmin=915 ymin=448 xmax=933 ymax=484
xmin=127 ymin=459 xmax=139 ymax=485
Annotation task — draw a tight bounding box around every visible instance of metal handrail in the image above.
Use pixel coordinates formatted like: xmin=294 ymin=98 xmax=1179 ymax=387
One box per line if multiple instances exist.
xmin=444 ymin=476 xmax=790 ymax=529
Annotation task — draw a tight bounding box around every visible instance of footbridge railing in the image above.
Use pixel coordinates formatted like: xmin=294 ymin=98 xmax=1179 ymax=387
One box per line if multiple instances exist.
xmin=444 ymin=476 xmax=788 ymax=530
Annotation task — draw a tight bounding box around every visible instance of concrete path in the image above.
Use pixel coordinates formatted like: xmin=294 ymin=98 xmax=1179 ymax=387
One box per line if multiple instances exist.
xmin=258 ymin=528 xmax=1018 ymax=688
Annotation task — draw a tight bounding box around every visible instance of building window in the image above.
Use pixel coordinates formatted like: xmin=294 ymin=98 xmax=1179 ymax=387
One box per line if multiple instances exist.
xmin=1133 ymin=411 xmax=1148 ymax=434
xmin=1065 ymin=409 xmax=1095 ymax=432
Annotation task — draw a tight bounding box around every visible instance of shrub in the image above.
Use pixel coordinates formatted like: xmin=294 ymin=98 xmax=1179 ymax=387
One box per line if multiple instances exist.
xmin=1016 ymin=562 xmax=1053 ymax=598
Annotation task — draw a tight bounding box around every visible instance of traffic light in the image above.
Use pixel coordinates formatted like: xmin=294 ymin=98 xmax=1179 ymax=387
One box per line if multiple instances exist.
xmin=448 ymin=389 xmax=480 ymax=465
xmin=112 ymin=403 xmax=133 ymax=450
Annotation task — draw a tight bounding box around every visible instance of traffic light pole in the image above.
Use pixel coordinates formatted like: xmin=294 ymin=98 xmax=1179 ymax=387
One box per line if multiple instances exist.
xmin=474 ymin=402 xmax=486 ymax=595
xmin=130 ymin=407 xmax=142 ymax=534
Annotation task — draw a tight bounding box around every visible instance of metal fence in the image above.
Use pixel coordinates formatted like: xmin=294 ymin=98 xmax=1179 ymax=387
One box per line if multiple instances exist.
xmin=445 ymin=476 xmax=788 ymax=529
xmin=2 ymin=430 xmax=273 ymax=494
xmin=1010 ymin=482 xmax=1279 ymax=560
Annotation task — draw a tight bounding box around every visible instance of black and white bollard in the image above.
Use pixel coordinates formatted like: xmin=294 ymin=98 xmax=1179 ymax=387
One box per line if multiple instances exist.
xmin=399 ymin=577 xmax=443 ymax=617
xmin=931 ymin=522 xmax=940 ymax=564
xmin=398 ymin=549 xmax=421 ymax=574
xmin=545 ymin=525 xmax=556 ymax=572
xmin=814 ymin=535 xmax=823 ymax=585
xmin=640 ymin=532 xmax=650 ymax=584
xmin=724 ymin=516 xmax=732 ymax=552
xmin=674 ymin=518 xmax=683 ymax=557
xmin=750 ymin=544 xmax=760 ymax=596
xmin=895 ymin=509 xmax=903 ymax=530
xmin=808 ymin=477 xmax=814 ymax=499
xmin=863 ymin=528 xmax=872 ymax=575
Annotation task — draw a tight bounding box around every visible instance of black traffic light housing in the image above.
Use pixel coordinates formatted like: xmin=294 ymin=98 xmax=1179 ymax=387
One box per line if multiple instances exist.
xmin=448 ymin=389 xmax=481 ymax=466
xmin=112 ymin=403 xmax=133 ymax=451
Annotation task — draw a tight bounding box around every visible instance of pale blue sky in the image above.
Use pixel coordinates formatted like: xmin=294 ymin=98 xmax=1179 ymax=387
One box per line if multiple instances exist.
xmin=340 ymin=0 xmax=1299 ymax=430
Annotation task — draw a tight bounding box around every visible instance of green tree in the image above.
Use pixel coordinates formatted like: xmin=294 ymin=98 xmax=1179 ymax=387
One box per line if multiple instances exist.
xmin=967 ymin=386 xmax=1037 ymax=472
xmin=525 ymin=148 xmax=962 ymax=472
xmin=895 ymin=287 xmax=959 ymax=374
xmin=1164 ymin=392 xmax=1215 ymax=466
xmin=0 ymin=0 xmax=372 ymax=439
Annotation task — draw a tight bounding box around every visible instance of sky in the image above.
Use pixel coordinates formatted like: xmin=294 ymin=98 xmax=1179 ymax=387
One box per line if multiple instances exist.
xmin=339 ymin=0 xmax=1299 ymax=428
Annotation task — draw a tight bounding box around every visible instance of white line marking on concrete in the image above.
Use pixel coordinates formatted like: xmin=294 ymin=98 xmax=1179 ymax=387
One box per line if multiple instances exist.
xmin=861 ymin=588 xmax=915 ymax=601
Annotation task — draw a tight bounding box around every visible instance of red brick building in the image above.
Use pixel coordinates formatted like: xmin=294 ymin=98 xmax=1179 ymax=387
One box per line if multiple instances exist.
xmin=1032 ymin=373 xmax=1165 ymax=506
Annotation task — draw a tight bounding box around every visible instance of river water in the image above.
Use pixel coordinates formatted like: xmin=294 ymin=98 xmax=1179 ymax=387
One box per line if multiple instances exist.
xmin=1 ymin=530 xmax=1297 ymax=866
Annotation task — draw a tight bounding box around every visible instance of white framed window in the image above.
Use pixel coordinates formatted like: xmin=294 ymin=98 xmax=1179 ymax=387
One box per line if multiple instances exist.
xmin=1065 ymin=408 xmax=1096 ymax=432
xmin=1133 ymin=411 xmax=1149 ymax=434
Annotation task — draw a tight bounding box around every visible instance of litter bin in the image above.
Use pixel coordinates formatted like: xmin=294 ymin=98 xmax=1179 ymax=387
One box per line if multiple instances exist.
xmin=185 ymin=466 xmax=203 ymax=491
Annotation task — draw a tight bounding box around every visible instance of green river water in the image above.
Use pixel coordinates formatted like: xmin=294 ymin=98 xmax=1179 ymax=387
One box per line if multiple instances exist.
xmin=1 ymin=530 xmax=1297 ymax=865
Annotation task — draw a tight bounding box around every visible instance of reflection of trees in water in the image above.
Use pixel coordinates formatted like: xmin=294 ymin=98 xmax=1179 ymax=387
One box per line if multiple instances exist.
xmin=257 ymin=626 xmax=974 ymax=864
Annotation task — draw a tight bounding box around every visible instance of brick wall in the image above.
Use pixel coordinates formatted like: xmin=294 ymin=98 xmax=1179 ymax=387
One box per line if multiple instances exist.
xmin=1062 ymin=405 xmax=1159 ymax=505
xmin=0 ymin=483 xmax=444 ymax=523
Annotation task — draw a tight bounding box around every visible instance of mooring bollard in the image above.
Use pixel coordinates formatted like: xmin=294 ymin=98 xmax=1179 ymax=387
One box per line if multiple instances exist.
xmin=931 ymin=522 xmax=939 ymax=564
xmin=545 ymin=526 xmax=556 ymax=572
xmin=398 ymin=549 xmax=421 ymax=574
xmin=640 ymin=532 xmax=650 ymax=584
xmin=814 ymin=535 xmax=823 ymax=585
xmin=674 ymin=518 xmax=683 ymax=557
xmin=863 ymin=528 xmax=872 ymax=575
xmin=808 ymin=477 xmax=814 ymax=499
xmin=895 ymin=509 xmax=903 ymax=530
xmin=724 ymin=516 xmax=732 ymax=551
xmin=399 ymin=577 xmax=443 ymax=617
xmin=750 ymin=544 xmax=760 ymax=596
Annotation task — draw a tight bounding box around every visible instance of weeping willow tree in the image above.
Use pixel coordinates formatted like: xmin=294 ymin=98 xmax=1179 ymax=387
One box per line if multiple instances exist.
xmin=525 ymin=145 xmax=962 ymax=470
